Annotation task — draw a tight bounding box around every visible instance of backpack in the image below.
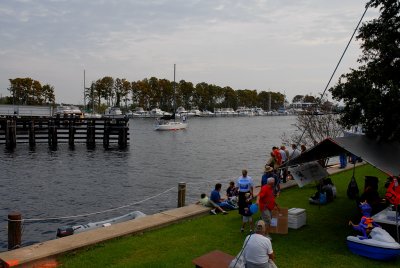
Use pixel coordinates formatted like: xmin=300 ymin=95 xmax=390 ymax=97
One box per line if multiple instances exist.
xmin=347 ymin=176 xmax=359 ymax=200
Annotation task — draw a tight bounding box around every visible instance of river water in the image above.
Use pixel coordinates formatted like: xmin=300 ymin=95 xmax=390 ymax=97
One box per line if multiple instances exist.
xmin=0 ymin=115 xmax=296 ymax=251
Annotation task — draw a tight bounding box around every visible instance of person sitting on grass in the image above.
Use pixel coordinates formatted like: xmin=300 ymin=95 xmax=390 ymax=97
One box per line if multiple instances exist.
xmin=210 ymin=183 xmax=237 ymax=210
xmin=241 ymin=192 xmax=254 ymax=233
xmin=196 ymin=193 xmax=228 ymax=215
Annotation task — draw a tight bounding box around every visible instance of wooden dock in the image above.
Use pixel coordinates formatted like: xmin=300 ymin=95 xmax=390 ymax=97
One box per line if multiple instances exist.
xmin=0 ymin=116 xmax=130 ymax=150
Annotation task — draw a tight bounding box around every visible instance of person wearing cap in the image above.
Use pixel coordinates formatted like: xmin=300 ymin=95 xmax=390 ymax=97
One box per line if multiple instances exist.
xmin=262 ymin=166 xmax=280 ymax=197
xmin=257 ymin=177 xmax=278 ymax=240
xmin=243 ymin=220 xmax=275 ymax=268
xmin=236 ymin=169 xmax=254 ymax=216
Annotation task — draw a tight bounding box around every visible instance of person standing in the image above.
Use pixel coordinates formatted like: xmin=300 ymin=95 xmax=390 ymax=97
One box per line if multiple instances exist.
xmin=257 ymin=177 xmax=278 ymax=240
xmin=290 ymin=144 xmax=301 ymax=159
xmin=236 ymin=169 xmax=254 ymax=216
xmin=243 ymin=220 xmax=275 ymax=268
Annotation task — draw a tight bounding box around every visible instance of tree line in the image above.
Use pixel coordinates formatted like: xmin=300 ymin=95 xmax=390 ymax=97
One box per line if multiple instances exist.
xmin=85 ymin=76 xmax=287 ymax=113
xmin=3 ymin=78 xmax=55 ymax=105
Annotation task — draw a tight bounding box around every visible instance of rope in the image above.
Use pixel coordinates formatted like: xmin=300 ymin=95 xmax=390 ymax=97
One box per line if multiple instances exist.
xmin=7 ymin=177 xmax=231 ymax=223
xmin=8 ymin=186 xmax=176 ymax=222
xmin=285 ymin=3 xmax=370 ymax=162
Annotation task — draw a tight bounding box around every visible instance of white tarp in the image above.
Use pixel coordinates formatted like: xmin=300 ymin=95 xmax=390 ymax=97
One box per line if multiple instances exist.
xmin=289 ymin=161 xmax=329 ymax=188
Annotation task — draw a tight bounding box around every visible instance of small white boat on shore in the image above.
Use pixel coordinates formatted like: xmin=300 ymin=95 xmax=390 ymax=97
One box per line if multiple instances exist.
xmin=56 ymin=211 xmax=146 ymax=237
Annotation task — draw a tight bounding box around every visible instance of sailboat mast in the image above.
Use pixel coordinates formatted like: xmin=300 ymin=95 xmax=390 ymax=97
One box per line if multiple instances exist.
xmin=173 ymin=64 xmax=176 ymax=121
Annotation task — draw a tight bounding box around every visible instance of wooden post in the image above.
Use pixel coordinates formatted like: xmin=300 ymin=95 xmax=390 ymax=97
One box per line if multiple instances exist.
xmin=8 ymin=212 xmax=22 ymax=250
xmin=68 ymin=119 xmax=75 ymax=148
xmin=103 ymin=120 xmax=110 ymax=149
xmin=48 ymin=120 xmax=57 ymax=150
xmin=118 ymin=126 xmax=128 ymax=149
xmin=178 ymin=182 xmax=186 ymax=207
xmin=86 ymin=119 xmax=96 ymax=149
xmin=5 ymin=119 xmax=16 ymax=150
xmin=29 ymin=120 xmax=36 ymax=147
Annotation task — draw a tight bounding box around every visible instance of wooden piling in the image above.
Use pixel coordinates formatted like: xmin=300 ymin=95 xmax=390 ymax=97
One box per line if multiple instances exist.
xmin=68 ymin=119 xmax=75 ymax=147
xmin=178 ymin=182 xmax=186 ymax=207
xmin=8 ymin=212 xmax=22 ymax=250
xmin=29 ymin=120 xmax=36 ymax=147
xmin=86 ymin=119 xmax=96 ymax=149
xmin=48 ymin=120 xmax=57 ymax=150
xmin=5 ymin=119 xmax=16 ymax=150
xmin=103 ymin=121 xmax=110 ymax=149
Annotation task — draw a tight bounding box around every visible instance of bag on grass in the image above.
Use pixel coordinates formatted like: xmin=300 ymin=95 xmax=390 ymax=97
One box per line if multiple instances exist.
xmin=347 ymin=176 xmax=359 ymax=200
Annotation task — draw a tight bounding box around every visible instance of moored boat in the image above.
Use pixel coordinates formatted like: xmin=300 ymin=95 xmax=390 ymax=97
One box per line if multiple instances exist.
xmin=57 ymin=211 xmax=146 ymax=237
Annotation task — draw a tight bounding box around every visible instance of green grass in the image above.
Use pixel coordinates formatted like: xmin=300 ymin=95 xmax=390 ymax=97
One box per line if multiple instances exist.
xmin=59 ymin=164 xmax=400 ymax=267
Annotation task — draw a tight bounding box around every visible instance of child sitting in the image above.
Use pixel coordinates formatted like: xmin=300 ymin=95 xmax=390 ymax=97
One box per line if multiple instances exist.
xmin=241 ymin=193 xmax=254 ymax=233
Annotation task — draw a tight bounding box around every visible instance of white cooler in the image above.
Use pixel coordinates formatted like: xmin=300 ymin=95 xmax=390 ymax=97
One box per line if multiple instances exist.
xmin=288 ymin=208 xmax=306 ymax=229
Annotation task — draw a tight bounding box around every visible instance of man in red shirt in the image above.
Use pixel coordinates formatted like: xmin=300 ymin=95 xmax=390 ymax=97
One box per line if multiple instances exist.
xmin=257 ymin=177 xmax=277 ymax=240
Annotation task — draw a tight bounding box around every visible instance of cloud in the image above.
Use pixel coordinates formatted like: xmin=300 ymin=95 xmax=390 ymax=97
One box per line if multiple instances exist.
xmin=0 ymin=0 xmax=377 ymax=104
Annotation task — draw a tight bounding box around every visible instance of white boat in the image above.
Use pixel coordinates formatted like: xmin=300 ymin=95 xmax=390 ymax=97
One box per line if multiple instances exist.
xmin=56 ymin=211 xmax=146 ymax=237
xmin=104 ymin=107 xmax=124 ymax=118
xmin=200 ymin=110 xmax=215 ymax=117
xmin=175 ymin=106 xmax=188 ymax=118
xmin=155 ymin=120 xmax=188 ymax=131
xmin=150 ymin=108 xmax=170 ymax=117
xmin=55 ymin=105 xmax=84 ymax=121
xmin=131 ymin=107 xmax=150 ymax=118
xmin=155 ymin=64 xmax=188 ymax=131
xmin=214 ymin=108 xmax=236 ymax=117
xmin=84 ymin=112 xmax=102 ymax=119
xmin=347 ymin=227 xmax=400 ymax=260
xmin=253 ymin=107 xmax=265 ymax=116
xmin=188 ymin=108 xmax=202 ymax=117
xmin=236 ymin=107 xmax=254 ymax=116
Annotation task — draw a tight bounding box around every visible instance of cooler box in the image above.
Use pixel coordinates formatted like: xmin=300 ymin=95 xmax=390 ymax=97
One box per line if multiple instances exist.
xmin=288 ymin=208 xmax=306 ymax=229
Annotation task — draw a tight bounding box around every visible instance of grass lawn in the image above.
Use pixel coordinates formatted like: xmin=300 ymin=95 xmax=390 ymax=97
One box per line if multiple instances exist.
xmin=58 ymin=164 xmax=400 ymax=267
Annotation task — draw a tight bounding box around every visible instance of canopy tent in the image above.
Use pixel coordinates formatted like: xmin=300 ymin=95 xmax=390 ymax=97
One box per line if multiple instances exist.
xmin=284 ymin=135 xmax=400 ymax=176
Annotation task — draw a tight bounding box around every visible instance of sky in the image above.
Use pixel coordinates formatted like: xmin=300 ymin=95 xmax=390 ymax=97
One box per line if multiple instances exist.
xmin=0 ymin=0 xmax=378 ymax=105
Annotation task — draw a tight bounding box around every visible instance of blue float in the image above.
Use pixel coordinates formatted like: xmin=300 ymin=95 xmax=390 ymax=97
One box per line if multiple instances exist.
xmin=249 ymin=204 xmax=258 ymax=214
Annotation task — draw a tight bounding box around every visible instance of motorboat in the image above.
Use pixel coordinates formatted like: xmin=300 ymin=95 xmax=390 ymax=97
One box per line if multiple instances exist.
xmin=150 ymin=108 xmax=171 ymax=118
xmin=253 ymin=107 xmax=265 ymax=116
xmin=200 ymin=110 xmax=215 ymax=117
xmin=188 ymin=108 xmax=202 ymax=117
xmin=175 ymin=106 xmax=188 ymax=118
xmin=55 ymin=105 xmax=84 ymax=122
xmin=131 ymin=107 xmax=150 ymax=118
xmin=56 ymin=211 xmax=146 ymax=238
xmin=155 ymin=120 xmax=187 ymax=131
xmin=346 ymin=227 xmax=400 ymax=260
xmin=104 ymin=107 xmax=125 ymax=118
xmin=214 ymin=108 xmax=236 ymax=117
xmin=236 ymin=107 xmax=254 ymax=116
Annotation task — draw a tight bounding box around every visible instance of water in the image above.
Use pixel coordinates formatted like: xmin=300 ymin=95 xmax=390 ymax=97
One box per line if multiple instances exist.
xmin=0 ymin=116 xmax=296 ymax=251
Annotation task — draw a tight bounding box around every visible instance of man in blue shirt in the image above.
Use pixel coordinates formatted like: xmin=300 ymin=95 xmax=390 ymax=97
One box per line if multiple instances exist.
xmin=210 ymin=183 xmax=236 ymax=210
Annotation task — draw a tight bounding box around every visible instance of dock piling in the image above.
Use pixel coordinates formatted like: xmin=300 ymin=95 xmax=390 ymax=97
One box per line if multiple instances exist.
xmin=178 ymin=182 xmax=186 ymax=207
xmin=8 ymin=212 xmax=22 ymax=250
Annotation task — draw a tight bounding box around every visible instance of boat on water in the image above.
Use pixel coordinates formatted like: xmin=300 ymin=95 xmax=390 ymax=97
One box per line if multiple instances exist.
xmin=104 ymin=106 xmax=124 ymax=118
xmin=155 ymin=64 xmax=187 ymax=131
xmin=346 ymin=227 xmax=400 ymax=260
xmin=56 ymin=211 xmax=146 ymax=238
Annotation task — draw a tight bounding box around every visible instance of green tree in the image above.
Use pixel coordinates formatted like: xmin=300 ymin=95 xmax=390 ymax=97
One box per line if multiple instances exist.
xmin=330 ymin=0 xmax=400 ymax=141
xmin=7 ymin=78 xmax=55 ymax=105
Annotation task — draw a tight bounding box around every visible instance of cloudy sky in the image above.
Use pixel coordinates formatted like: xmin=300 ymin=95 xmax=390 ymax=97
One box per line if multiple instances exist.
xmin=0 ymin=0 xmax=377 ymax=105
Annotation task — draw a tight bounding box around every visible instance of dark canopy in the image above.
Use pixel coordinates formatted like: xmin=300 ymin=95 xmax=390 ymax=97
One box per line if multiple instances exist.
xmin=284 ymin=136 xmax=400 ymax=176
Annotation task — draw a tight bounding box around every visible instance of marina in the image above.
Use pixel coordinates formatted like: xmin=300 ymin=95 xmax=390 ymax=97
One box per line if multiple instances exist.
xmin=0 ymin=116 xmax=296 ymax=251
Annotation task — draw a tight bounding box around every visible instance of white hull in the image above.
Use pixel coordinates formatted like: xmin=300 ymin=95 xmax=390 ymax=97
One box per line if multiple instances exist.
xmin=155 ymin=121 xmax=187 ymax=131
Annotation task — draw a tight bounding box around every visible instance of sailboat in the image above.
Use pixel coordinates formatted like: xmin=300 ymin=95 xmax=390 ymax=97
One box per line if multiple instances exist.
xmin=154 ymin=64 xmax=188 ymax=131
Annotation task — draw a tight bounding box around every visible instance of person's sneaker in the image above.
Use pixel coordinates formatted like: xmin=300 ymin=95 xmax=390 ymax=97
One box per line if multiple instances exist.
xmin=210 ymin=209 xmax=217 ymax=215
xmin=222 ymin=211 xmax=228 ymax=215
xmin=240 ymin=228 xmax=244 ymax=233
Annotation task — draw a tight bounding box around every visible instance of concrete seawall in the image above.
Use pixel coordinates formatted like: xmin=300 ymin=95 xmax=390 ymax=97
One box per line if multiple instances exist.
xmin=0 ymin=163 xmax=362 ymax=267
